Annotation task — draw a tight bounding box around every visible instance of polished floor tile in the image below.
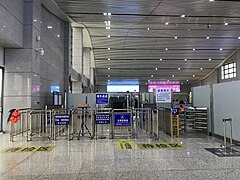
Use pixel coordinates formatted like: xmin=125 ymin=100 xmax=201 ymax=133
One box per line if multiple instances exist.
xmin=1 ymin=132 xmax=240 ymax=179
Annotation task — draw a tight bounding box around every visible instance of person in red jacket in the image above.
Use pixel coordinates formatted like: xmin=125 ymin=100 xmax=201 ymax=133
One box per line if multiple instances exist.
xmin=8 ymin=109 xmax=21 ymax=124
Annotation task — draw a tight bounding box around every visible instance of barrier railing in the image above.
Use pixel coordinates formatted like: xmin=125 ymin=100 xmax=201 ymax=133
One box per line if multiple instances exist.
xmin=132 ymin=108 xmax=151 ymax=137
xmin=27 ymin=110 xmax=52 ymax=141
xmin=220 ymin=118 xmax=233 ymax=148
xmin=112 ymin=109 xmax=134 ymax=138
xmin=151 ymin=109 xmax=159 ymax=139
xmin=9 ymin=107 xmax=173 ymax=142
xmin=71 ymin=108 xmax=93 ymax=140
xmin=9 ymin=108 xmax=31 ymax=142
xmin=52 ymin=109 xmax=71 ymax=141
xmin=158 ymin=108 xmax=172 ymax=136
xmin=92 ymin=108 xmax=112 ymax=139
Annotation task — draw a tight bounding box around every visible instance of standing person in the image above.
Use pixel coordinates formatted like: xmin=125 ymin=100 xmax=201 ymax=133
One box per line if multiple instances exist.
xmin=134 ymin=98 xmax=138 ymax=108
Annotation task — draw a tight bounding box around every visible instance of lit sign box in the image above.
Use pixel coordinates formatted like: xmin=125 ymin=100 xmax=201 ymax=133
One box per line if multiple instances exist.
xmin=51 ymin=86 xmax=60 ymax=92
xmin=107 ymin=85 xmax=139 ymax=92
xmin=148 ymin=84 xmax=180 ymax=92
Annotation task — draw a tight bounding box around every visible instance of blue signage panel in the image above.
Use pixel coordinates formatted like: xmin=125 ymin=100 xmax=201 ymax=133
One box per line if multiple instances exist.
xmin=47 ymin=112 xmax=51 ymax=125
xmin=95 ymin=114 xmax=110 ymax=124
xmin=114 ymin=113 xmax=131 ymax=126
xmin=172 ymin=108 xmax=179 ymax=115
xmin=96 ymin=94 xmax=109 ymax=104
xmin=54 ymin=114 xmax=70 ymax=125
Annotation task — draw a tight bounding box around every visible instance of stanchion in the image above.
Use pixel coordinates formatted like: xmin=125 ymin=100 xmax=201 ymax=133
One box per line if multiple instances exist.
xmin=221 ymin=118 xmax=233 ymax=148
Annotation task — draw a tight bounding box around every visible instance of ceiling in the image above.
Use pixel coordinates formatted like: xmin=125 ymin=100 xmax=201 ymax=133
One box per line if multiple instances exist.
xmin=54 ymin=0 xmax=240 ymax=86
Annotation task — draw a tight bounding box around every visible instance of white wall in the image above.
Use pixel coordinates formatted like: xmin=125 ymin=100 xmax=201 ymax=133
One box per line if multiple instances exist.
xmin=213 ymin=80 xmax=240 ymax=141
xmin=0 ymin=47 xmax=3 ymax=66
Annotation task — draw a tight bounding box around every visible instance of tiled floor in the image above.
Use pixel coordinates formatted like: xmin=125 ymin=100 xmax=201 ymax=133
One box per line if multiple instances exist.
xmin=1 ymin=132 xmax=240 ymax=180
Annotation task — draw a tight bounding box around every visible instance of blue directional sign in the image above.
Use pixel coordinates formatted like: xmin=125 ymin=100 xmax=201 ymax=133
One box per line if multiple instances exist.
xmin=172 ymin=108 xmax=179 ymax=115
xmin=54 ymin=114 xmax=70 ymax=125
xmin=47 ymin=112 xmax=51 ymax=125
xmin=95 ymin=114 xmax=110 ymax=124
xmin=96 ymin=94 xmax=109 ymax=104
xmin=114 ymin=113 xmax=131 ymax=126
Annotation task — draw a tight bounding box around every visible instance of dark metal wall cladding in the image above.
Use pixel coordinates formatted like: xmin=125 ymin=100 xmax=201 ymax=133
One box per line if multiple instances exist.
xmin=54 ymin=0 xmax=240 ymax=85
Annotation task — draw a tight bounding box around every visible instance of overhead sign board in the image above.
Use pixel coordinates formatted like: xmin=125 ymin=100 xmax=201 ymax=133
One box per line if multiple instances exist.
xmin=95 ymin=114 xmax=110 ymax=124
xmin=114 ymin=113 xmax=131 ymax=126
xmin=156 ymin=88 xmax=172 ymax=103
xmin=96 ymin=94 xmax=109 ymax=104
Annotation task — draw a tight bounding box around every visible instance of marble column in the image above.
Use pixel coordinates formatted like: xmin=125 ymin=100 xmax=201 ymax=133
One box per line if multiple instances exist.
xmin=72 ymin=27 xmax=83 ymax=93
xmin=3 ymin=0 xmax=41 ymax=131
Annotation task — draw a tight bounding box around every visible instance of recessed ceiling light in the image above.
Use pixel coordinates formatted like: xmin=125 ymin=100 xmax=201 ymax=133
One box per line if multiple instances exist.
xmin=165 ymin=22 xmax=169 ymax=25
xmin=108 ymin=13 xmax=111 ymax=16
xmin=181 ymin=82 xmax=183 ymax=85
xmin=105 ymin=21 xmax=111 ymax=24
xmin=220 ymin=48 xmax=223 ymax=51
xmin=148 ymin=80 xmax=150 ymax=82
xmin=181 ymin=15 xmax=186 ymax=17
xmin=108 ymin=48 xmax=111 ymax=50
xmin=167 ymin=80 xmax=170 ymax=82
xmin=107 ymin=35 xmax=111 ymax=38
xmin=108 ymin=58 xmax=111 ymax=60
xmin=160 ymin=59 xmax=163 ymax=61
xmin=188 ymin=28 xmax=190 ymax=31
xmin=178 ymin=68 xmax=181 ymax=70
xmin=103 ymin=13 xmax=107 ymax=16
xmin=165 ymin=48 xmax=168 ymax=51
xmin=106 ymin=27 xmax=110 ymax=29
xmin=147 ymin=28 xmax=150 ymax=31
xmin=193 ymin=75 xmax=195 ymax=77
xmin=151 ymin=75 xmax=154 ymax=77
xmin=174 ymin=36 xmax=178 ymax=39
xmin=238 ymin=37 xmax=240 ymax=39
xmin=108 ymin=80 xmax=110 ymax=82
xmin=57 ymin=34 xmax=60 ymax=38
xmin=224 ymin=22 xmax=228 ymax=26
xmin=206 ymin=37 xmax=210 ymax=39
xmin=108 ymin=68 xmax=110 ymax=70
xmin=47 ymin=26 xmax=53 ymax=29
xmin=209 ymin=58 xmax=212 ymax=61
xmin=184 ymin=58 xmax=187 ymax=61
xmin=108 ymin=75 xmax=110 ymax=77
xmin=187 ymin=79 xmax=189 ymax=82
xmin=33 ymin=19 xmax=37 ymax=22
xmin=193 ymin=48 xmax=196 ymax=51
xmin=200 ymin=68 xmax=203 ymax=70
xmin=155 ymin=68 xmax=158 ymax=70
xmin=172 ymin=75 xmax=175 ymax=77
